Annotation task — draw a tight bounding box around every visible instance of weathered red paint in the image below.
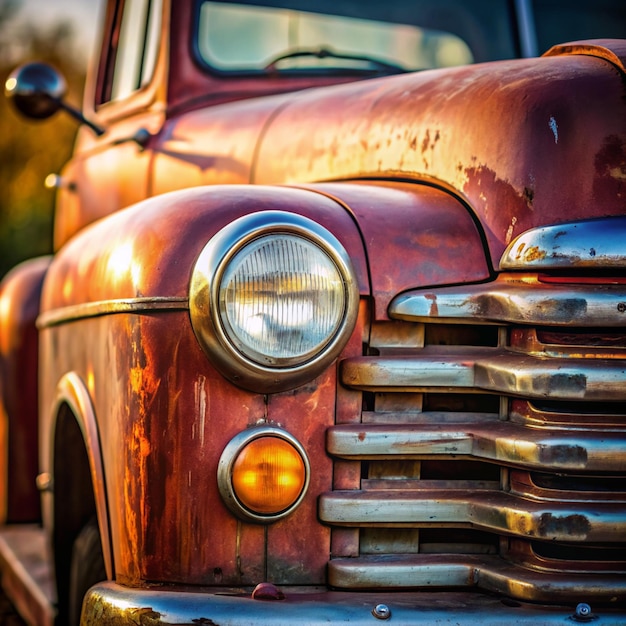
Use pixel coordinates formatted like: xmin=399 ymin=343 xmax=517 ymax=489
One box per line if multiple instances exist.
xmin=2 ymin=0 xmax=626 ymax=621
xmin=0 ymin=257 xmax=50 ymax=523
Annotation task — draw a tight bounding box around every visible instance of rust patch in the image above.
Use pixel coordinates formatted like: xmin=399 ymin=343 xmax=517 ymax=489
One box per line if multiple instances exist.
xmin=539 ymin=443 xmax=588 ymax=466
xmin=421 ymin=130 xmax=430 ymax=154
xmin=537 ymin=512 xmax=590 ymax=539
xmin=594 ymin=134 xmax=626 ymax=204
xmin=425 ymin=293 xmax=439 ymax=317
xmin=522 ymin=245 xmax=546 ymax=263
xmin=523 ymin=186 xmax=534 ymax=207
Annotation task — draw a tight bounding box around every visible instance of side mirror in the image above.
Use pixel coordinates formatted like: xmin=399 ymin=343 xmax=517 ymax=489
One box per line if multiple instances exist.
xmin=5 ymin=62 xmax=66 ymax=119
xmin=5 ymin=62 xmax=104 ymax=135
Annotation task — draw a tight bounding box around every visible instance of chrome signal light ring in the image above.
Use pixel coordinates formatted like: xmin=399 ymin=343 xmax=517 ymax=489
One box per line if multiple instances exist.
xmin=217 ymin=426 xmax=310 ymax=524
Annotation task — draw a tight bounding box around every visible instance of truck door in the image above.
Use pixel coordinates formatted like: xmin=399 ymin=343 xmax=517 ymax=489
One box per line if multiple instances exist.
xmin=54 ymin=0 xmax=165 ymax=248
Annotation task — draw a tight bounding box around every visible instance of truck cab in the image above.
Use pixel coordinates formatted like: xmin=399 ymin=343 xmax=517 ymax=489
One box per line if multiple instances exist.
xmin=1 ymin=1 xmax=626 ymax=624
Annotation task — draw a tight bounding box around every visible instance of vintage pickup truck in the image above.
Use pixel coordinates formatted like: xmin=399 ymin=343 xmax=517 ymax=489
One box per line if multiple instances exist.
xmin=1 ymin=0 xmax=625 ymax=624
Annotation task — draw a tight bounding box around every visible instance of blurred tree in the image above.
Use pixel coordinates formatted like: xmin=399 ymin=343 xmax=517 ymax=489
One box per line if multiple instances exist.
xmin=0 ymin=0 xmax=87 ymax=279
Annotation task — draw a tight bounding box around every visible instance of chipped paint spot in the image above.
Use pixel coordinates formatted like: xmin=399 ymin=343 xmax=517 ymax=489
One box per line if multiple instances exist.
xmin=505 ymin=216 xmax=518 ymax=244
xmin=523 ymin=245 xmax=547 ymax=262
xmin=425 ymin=293 xmax=439 ymax=316
xmin=549 ymin=116 xmax=558 ymax=144
xmin=194 ymin=375 xmax=207 ymax=446
xmin=609 ymin=165 xmax=626 ymax=180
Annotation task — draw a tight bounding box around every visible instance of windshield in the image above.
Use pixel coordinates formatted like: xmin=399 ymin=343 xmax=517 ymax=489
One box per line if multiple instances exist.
xmin=194 ymin=0 xmax=520 ymax=74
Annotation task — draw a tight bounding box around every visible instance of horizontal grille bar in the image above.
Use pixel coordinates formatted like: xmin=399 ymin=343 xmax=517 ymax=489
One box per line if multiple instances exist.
xmin=327 ymin=422 xmax=626 ymax=472
xmin=330 ymin=263 xmax=626 ymax=602
xmin=341 ymin=349 xmax=626 ymax=400
xmin=328 ymin=554 xmax=626 ymax=602
xmin=390 ymin=277 xmax=626 ymax=327
xmin=319 ymin=489 xmax=625 ymax=542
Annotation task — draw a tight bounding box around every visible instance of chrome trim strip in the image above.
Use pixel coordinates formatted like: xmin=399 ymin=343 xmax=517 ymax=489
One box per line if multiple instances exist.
xmin=328 ymin=554 xmax=626 ymax=602
xmin=327 ymin=423 xmax=626 ymax=472
xmin=36 ymin=297 xmax=189 ymax=328
xmin=340 ymin=350 xmax=626 ymax=401
xmin=390 ymin=280 xmax=626 ymax=327
xmin=84 ymin=581 xmax=626 ymax=624
xmin=500 ymin=216 xmax=626 ymax=270
xmin=319 ymin=490 xmax=625 ymax=542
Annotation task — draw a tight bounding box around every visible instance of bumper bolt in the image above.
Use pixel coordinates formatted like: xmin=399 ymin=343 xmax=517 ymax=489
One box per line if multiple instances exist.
xmin=372 ymin=604 xmax=391 ymax=620
xmin=572 ymin=603 xmax=595 ymax=622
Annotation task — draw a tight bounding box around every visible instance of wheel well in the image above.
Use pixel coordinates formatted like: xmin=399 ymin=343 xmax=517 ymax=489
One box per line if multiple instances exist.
xmin=52 ymin=402 xmax=99 ymax=623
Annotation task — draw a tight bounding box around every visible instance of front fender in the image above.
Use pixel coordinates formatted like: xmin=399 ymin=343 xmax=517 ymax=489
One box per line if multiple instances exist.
xmin=40 ymin=181 xmax=491 ymax=322
xmin=39 ymin=185 xmax=370 ymax=317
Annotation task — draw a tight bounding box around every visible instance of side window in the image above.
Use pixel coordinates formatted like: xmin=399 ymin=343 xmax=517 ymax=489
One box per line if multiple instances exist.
xmin=106 ymin=0 xmax=161 ymax=102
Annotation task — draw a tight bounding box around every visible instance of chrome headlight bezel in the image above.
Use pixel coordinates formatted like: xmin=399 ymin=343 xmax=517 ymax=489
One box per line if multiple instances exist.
xmin=189 ymin=211 xmax=359 ymax=392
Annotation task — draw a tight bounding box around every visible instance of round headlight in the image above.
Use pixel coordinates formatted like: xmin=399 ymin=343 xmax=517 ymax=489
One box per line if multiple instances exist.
xmin=190 ymin=211 xmax=359 ymax=392
xmin=218 ymin=426 xmax=310 ymax=523
xmin=220 ymin=233 xmax=345 ymax=366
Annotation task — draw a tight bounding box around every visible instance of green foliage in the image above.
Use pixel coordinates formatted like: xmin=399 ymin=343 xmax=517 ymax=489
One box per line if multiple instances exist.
xmin=0 ymin=0 xmax=87 ymax=278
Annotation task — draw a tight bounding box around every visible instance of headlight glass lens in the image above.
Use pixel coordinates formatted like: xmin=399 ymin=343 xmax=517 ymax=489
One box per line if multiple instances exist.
xmin=220 ymin=234 xmax=346 ymax=366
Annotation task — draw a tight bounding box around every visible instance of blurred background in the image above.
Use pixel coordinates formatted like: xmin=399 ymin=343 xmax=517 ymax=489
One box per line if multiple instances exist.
xmin=0 ymin=0 xmax=98 ymax=279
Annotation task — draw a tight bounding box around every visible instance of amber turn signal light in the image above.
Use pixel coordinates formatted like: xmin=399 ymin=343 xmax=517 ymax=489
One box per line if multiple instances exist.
xmin=232 ymin=437 xmax=305 ymax=514
xmin=218 ymin=426 xmax=310 ymax=523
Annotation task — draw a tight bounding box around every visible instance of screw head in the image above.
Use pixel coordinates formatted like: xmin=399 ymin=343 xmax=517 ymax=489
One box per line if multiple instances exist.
xmin=372 ymin=604 xmax=391 ymax=620
xmin=574 ymin=603 xmax=592 ymax=620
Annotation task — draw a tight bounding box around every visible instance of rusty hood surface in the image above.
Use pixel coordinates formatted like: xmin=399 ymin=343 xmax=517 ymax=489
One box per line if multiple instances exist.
xmin=250 ymin=40 xmax=626 ymax=266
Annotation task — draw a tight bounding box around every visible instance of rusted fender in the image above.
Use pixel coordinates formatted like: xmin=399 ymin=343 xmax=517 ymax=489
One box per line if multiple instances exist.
xmin=40 ymin=181 xmax=491 ymax=321
xmin=254 ymin=40 xmax=626 ymax=267
xmin=39 ymin=185 xmax=369 ymax=313
xmin=303 ymin=182 xmax=491 ymax=319
xmin=0 ymin=256 xmax=51 ymax=523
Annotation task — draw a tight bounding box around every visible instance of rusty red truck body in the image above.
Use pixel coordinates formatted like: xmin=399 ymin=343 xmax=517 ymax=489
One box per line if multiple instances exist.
xmin=1 ymin=0 xmax=625 ymax=624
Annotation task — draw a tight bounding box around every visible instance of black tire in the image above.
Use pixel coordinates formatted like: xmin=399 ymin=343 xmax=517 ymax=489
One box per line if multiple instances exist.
xmin=68 ymin=517 xmax=106 ymax=626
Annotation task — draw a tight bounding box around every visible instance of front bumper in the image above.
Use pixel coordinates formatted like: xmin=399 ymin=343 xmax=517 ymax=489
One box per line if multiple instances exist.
xmin=83 ymin=582 xmax=626 ymax=625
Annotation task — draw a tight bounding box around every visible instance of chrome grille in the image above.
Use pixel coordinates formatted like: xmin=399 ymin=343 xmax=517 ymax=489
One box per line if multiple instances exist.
xmin=322 ymin=273 xmax=626 ymax=603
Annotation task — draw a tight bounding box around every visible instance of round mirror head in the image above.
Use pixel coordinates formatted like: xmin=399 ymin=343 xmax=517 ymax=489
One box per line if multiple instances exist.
xmin=5 ymin=62 xmax=67 ymax=120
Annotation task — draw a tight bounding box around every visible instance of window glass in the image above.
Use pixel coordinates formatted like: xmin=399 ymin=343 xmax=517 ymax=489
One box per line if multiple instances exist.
xmin=110 ymin=0 xmax=161 ymax=101
xmin=532 ymin=0 xmax=626 ymax=54
xmin=197 ymin=1 xmax=474 ymax=73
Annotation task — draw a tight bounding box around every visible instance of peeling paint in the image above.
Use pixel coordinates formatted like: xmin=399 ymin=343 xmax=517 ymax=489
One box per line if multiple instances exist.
xmin=505 ymin=216 xmax=518 ymax=244
xmin=549 ymin=116 xmax=558 ymax=143
xmin=194 ymin=375 xmax=207 ymax=447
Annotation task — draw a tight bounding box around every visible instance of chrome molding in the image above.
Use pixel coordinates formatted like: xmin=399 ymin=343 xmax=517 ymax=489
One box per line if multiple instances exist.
xmin=36 ymin=297 xmax=189 ymax=329
xmin=319 ymin=489 xmax=624 ymax=542
xmin=327 ymin=422 xmax=626 ymax=472
xmin=83 ymin=580 xmax=626 ymax=624
xmin=500 ymin=216 xmax=626 ymax=270
xmin=390 ymin=279 xmax=626 ymax=327
xmin=341 ymin=349 xmax=626 ymax=401
xmin=328 ymin=554 xmax=626 ymax=602
xmin=330 ymin=258 xmax=625 ymax=602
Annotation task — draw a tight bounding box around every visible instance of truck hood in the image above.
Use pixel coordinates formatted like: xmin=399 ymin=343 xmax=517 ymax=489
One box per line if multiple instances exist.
xmin=256 ymin=40 xmax=626 ymax=266
xmin=154 ymin=40 xmax=626 ymax=273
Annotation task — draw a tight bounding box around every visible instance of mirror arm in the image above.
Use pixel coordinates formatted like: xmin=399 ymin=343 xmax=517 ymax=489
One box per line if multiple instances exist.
xmin=56 ymin=99 xmax=105 ymax=136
